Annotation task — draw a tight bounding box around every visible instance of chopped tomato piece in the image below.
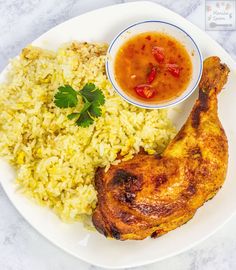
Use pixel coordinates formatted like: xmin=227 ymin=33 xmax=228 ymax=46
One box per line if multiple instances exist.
xmin=134 ymin=84 xmax=156 ymax=99
xmin=147 ymin=64 xmax=157 ymax=84
xmin=152 ymin=46 xmax=165 ymax=63
xmin=166 ymin=63 xmax=180 ymax=77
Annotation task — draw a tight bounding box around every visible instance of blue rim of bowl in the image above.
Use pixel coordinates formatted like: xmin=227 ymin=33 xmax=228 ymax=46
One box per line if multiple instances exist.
xmin=106 ymin=20 xmax=203 ymax=109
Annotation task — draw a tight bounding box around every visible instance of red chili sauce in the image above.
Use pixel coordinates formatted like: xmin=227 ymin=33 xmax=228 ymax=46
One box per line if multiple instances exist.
xmin=114 ymin=32 xmax=193 ymax=103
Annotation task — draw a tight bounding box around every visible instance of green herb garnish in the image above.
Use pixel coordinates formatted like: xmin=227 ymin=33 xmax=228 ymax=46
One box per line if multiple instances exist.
xmin=54 ymin=85 xmax=78 ymax=108
xmin=54 ymin=83 xmax=105 ymax=127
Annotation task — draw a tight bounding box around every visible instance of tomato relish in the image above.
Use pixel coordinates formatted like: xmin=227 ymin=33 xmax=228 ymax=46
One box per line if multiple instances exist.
xmin=114 ymin=32 xmax=193 ymax=103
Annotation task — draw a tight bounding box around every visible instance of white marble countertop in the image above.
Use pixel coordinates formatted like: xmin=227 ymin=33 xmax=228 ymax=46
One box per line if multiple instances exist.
xmin=1 ymin=0 xmax=236 ymax=269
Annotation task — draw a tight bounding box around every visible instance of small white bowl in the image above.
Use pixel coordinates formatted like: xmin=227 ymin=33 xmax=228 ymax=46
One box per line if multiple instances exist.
xmin=106 ymin=20 xmax=203 ymax=109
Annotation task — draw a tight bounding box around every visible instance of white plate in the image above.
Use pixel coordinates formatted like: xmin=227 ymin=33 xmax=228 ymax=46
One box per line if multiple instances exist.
xmin=1 ymin=1 xmax=236 ymax=268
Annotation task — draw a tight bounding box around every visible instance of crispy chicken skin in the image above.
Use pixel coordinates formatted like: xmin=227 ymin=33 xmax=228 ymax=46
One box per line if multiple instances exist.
xmin=92 ymin=57 xmax=230 ymax=240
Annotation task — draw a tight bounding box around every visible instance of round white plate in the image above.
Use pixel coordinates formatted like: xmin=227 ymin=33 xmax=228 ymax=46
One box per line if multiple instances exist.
xmin=1 ymin=1 xmax=236 ymax=268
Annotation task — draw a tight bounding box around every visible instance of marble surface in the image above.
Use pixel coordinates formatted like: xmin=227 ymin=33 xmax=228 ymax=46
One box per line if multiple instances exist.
xmin=1 ymin=0 xmax=236 ymax=269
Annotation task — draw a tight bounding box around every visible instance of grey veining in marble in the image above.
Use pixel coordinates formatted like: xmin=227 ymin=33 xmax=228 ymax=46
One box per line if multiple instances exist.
xmin=1 ymin=1 xmax=236 ymax=270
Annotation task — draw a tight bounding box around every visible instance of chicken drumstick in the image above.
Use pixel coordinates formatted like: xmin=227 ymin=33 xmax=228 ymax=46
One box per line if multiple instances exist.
xmin=92 ymin=56 xmax=229 ymax=240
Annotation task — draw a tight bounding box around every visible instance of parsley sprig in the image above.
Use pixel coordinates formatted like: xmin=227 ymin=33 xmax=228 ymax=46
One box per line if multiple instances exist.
xmin=54 ymin=83 xmax=105 ymax=127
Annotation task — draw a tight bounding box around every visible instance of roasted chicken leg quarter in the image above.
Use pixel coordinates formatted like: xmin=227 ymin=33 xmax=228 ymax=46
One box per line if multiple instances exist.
xmin=92 ymin=56 xmax=230 ymax=240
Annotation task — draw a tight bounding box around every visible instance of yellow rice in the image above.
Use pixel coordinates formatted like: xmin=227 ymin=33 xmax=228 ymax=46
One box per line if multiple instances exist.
xmin=0 ymin=42 xmax=176 ymax=222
